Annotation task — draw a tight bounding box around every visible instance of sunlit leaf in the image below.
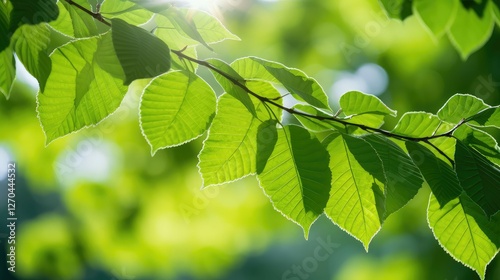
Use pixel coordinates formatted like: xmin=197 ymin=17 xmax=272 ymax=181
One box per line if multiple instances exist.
xmin=455 ymin=140 xmax=500 ymax=218
xmin=454 ymin=124 xmax=500 ymax=166
xmin=467 ymin=106 xmax=500 ymax=129
xmin=293 ymin=104 xmax=343 ymax=132
xmin=155 ymin=8 xmax=239 ymax=48
xmin=111 ymin=18 xmax=171 ymax=85
xmin=198 ymin=81 xmax=281 ymax=187
xmin=160 ymin=7 xmax=213 ymax=50
xmin=231 ymin=56 xmax=331 ymax=111
xmin=37 ymin=32 xmax=128 ymax=144
xmin=362 ymin=134 xmax=424 ymax=217
xmin=139 ymin=71 xmax=216 ymax=154
xmin=207 ymin=58 xmax=256 ymax=116
xmin=61 ymin=0 xmax=100 ymax=38
xmin=428 ymin=193 xmax=500 ymax=280
xmin=340 ymin=91 xmax=397 ymax=117
xmin=437 ymin=94 xmax=489 ymax=124
xmin=258 ymin=125 xmax=331 ymax=238
xmin=323 ymin=133 xmax=385 ymax=251
xmin=340 ymin=90 xmax=396 ymax=129
xmin=101 ymin=0 xmax=154 ymax=25
xmin=393 ymin=112 xmax=456 ymax=161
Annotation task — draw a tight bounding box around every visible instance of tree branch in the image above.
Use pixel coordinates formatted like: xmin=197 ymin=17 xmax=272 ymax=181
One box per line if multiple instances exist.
xmin=64 ymin=0 xmax=111 ymax=27
xmin=172 ymin=49 xmax=466 ymax=144
xmin=61 ymin=0 xmax=464 ymax=166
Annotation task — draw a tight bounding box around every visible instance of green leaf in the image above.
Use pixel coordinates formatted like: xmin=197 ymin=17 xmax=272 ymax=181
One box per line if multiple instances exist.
xmin=160 ymin=7 xmax=213 ymax=51
xmin=0 ymin=0 xmax=10 ymax=52
xmin=455 ymin=140 xmax=500 ymax=218
xmin=231 ymin=56 xmax=278 ymax=82
xmin=232 ymin=57 xmax=331 ymax=111
xmin=454 ymin=125 xmax=500 ymax=166
xmin=61 ymin=0 xmax=100 ymax=38
xmin=111 ymin=18 xmax=171 ymax=85
xmin=11 ymin=23 xmax=51 ymax=91
xmin=406 ymin=141 xmax=461 ymax=207
xmin=392 ymin=112 xmax=444 ymax=137
xmin=100 ymin=0 xmax=153 ymax=26
xmin=428 ymin=193 xmax=500 ymax=279
xmin=0 ymin=47 xmax=15 ymax=99
xmin=394 ymin=112 xmax=457 ymax=162
xmin=198 ymin=81 xmax=282 ymax=187
xmin=37 ymin=32 xmax=128 ymax=144
xmin=492 ymin=0 xmax=500 ymax=25
xmin=340 ymin=90 xmax=396 ymax=128
xmin=155 ymin=8 xmax=238 ymax=47
xmin=257 ymin=125 xmax=331 ymax=238
xmin=362 ymin=134 xmax=424 ymax=217
xmin=437 ymin=94 xmax=489 ymax=124
xmin=323 ymin=133 xmax=385 ymax=250
xmin=467 ymin=106 xmax=500 ymax=129
xmin=413 ymin=0 xmax=459 ymax=38
xmin=340 ymin=91 xmax=397 ymax=117
xmin=139 ymin=71 xmax=216 ymax=154
xmin=130 ymin=0 xmax=171 ymax=13
xmin=448 ymin=1 xmax=495 ymax=59
xmin=293 ymin=104 xmax=344 ymax=132
xmin=207 ymin=58 xmax=256 ymax=116
xmin=48 ymin=1 xmax=75 ymax=37
xmin=9 ymin=0 xmax=59 ymax=33
xmin=379 ymin=0 xmax=413 ymax=20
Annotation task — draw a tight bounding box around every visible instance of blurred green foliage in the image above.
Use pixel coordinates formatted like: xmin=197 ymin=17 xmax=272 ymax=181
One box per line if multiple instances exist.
xmin=1 ymin=0 xmax=499 ymax=279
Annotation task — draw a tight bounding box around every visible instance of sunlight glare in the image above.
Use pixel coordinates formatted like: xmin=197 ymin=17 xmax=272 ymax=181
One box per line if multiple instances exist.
xmin=184 ymin=0 xmax=223 ymax=11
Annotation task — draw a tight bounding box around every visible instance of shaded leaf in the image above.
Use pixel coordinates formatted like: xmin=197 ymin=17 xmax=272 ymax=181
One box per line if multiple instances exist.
xmin=406 ymin=141 xmax=461 ymax=206
xmin=455 ymin=140 xmax=500 ymax=217
xmin=0 ymin=47 xmax=15 ymax=99
xmin=11 ymin=23 xmax=51 ymax=91
xmin=9 ymin=0 xmax=59 ymax=33
xmin=0 ymin=0 xmax=10 ymax=52
xmin=413 ymin=0 xmax=459 ymax=38
xmin=379 ymin=0 xmax=413 ymax=20
xmin=362 ymin=134 xmax=424 ymax=217
xmin=111 ymin=18 xmax=171 ymax=85
xmin=448 ymin=1 xmax=495 ymax=59
xmin=258 ymin=125 xmax=331 ymax=238
xmin=140 ymin=71 xmax=216 ymax=154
